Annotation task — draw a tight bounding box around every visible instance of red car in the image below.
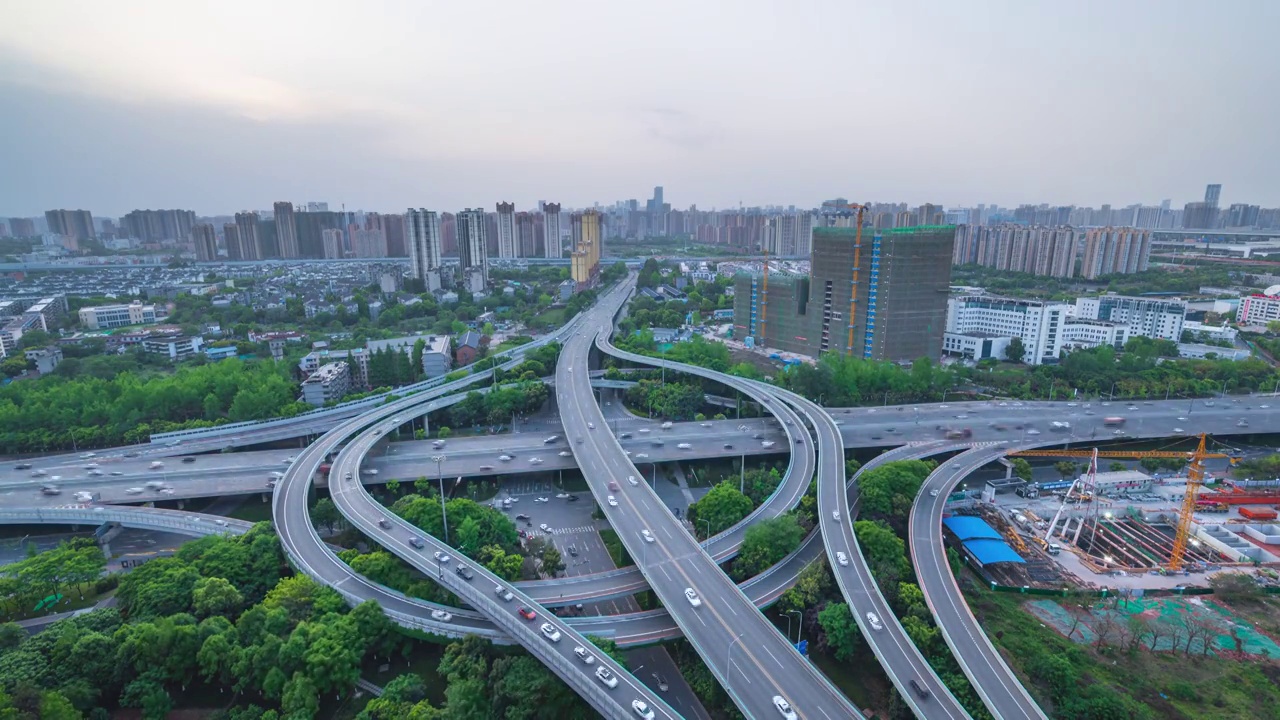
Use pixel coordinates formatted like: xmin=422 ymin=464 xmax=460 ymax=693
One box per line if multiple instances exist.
xmin=608 ymin=480 xmax=620 ymax=491
xmin=518 ymin=607 xmax=537 ymax=621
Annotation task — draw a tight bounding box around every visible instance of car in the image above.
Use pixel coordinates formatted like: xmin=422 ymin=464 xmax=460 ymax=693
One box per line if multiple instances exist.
xmin=576 ymin=437 xmax=584 ymax=444
xmin=539 ymin=623 xmax=561 ymax=642
xmin=182 ymin=457 xmax=196 ymax=463
xmin=651 ymin=672 xmax=669 ymax=692
xmin=836 ymin=551 xmax=849 ymax=566
xmin=627 ymin=475 xmax=638 ymax=486
xmin=88 ymin=469 xmax=104 ymax=476
xmin=795 ymin=437 xmax=803 ymax=444
xmin=479 ymin=464 xmax=494 ymax=471
xmin=1237 ymin=420 xmax=1250 ymax=427
xmin=866 ymin=612 xmax=883 ymax=630
xmin=761 ymin=440 xmax=776 ymax=448
xmin=29 ymin=470 xmax=46 ymax=477
xmin=772 ymin=695 xmax=798 ymax=720
xmin=632 ymin=700 xmax=655 ymax=719
xmin=409 ymin=536 xmax=425 ymax=549
xmin=495 ymin=586 xmax=514 ymax=602
xmin=499 ymin=455 xmax=513 ymax=462
xmin=432 ymin=440 xmax=446 ymax=448
xmin=516 ymin=513 xmax=531 ymax=520
xmin=1262 ymin=404 xmax=1271 ymax=409
xmin=1204 ymin=400 xmax=1216 ymax=407
xmin=455 ymin=565 xmax=474 ymax=580
xmin=588 ymin=422 xmax=595 ymax=429
xmin=430 ymin=609 xmax=452 ymax=622
xmin=608 ymin=480 xmax=620 ymax=491
xmin=641 ymin=529 xmax=655 ymax=543
xmin=378 ymin=517 xmax=392 ymax=529
xmin=639 ymin=428 xmax=650 ymax=434
xmin=159 ymin=488 xmax=176 ymax=495
xmin=574 ymin=646 xmax=596 ymax=664
xmin=723 ymin=443 xmax=734 ymax=449
xmin=556 ymin=492 xmax=570 ymax=498
xmin=433 ymin=552 xmax=450 ymax=564
xmin=13 ymin=463 xmax=31 ymax=470
xmin=909 ymin=678 xmax=931 ymax=699
xmin=738 ymin=424 xmax=749 ymax=431
xmin=544 ymin=435 xmax=559 ymax=444
xmin=618 ymin=432 xmax=632 ymax=439
xmin=701 ymin=422 xmax=712 ymax=427
xmin=929 ymin=488 xmax=940 ymax=497
xmin=529 ymin=457 xmax=543 ymax=465
xmin=125 ymin=487 xmax=144 ymax=495
xmin=1173 ymin=427 xmax=1185 ymax=433
xmin=124 ymin=452 xmax=139 ymax=458
xmin=518 ymin=607 xmax=537 ymax=621
xmin=1067 ymin=402 xmax=1078 ymax=407
xmin=1178 ymin=416 xmax=1188 ymax=421
xmin=684 ymin=588 xmax=701 ymax=607
xmin=676 ymin=442 xmax=692 ymax=449
xmin=558 ymin=451 xmax=572 ymax=457
xmin=831 ymin=510 xmax=840 ymax=522
xmin=80 ymin=452 xmax=97 ymax=459
xmin=539 ymin=523 xmax=550 ymax=532
xmin=566 ymin=495 xmax=579 ymax=502
xmin=567 ymin=545 xmax=579 ymax=557
xmin=635 ymin=453 xmax=649 ymax=459
xmin=84 ymin=462 xmax=99 ymax=469
xmin=608 ymin=495 xmax=618 ymax=507
xmin=1026 ymin=429 xmax=1041 ymax=435
xmin=596 ymin=666 xmax=619 ymax=688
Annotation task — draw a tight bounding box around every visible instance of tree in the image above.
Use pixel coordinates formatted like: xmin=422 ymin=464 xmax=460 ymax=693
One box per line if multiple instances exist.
xmin=734 ymin=515 xmax=804 ymax=580
xmin=686 ymin=482 xmax=753 ymax=538
xmin=1010 ymin=458 xmax=1033 ymax=482
xmin=312 ymin=498 xmax=340 ymax=534
xmin=817 ymin=602 xmax=861 ymax=662
xmin=1054 ymin=461 xmax=1078 ymax=479
xmin=437 ymin=426 xmax=451 ymax=439
xmin=1005 ymin=337 xmax=1027 ymax=364
xmin=1210 ymin=572 xmax=1262 ymax=603
xmin=1108 ymin=461 xmax=1127 ymax=472
xmin=192 ymin=576 xmax=244 ymax=618
xmin=539 ymin=545 xmax=564 ymax=576
xmin=858 ymin=460 xmax=934 ymax=519
xmin=120 ymin=677 xmax=171 ymax=720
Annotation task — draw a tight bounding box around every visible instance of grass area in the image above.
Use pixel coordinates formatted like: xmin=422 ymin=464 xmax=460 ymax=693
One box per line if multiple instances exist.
xmin=226 ymin=498 xmax=274 ymax=523
xmin=599 ymin=528 xmax=632 ymax=567
xmin=963 ymin=577 xmax=1280 ymax=720
xmin=531 ymin=307 xmax=566 ymax=328
xmin=6 ymin=583 xmax=113 ymax=622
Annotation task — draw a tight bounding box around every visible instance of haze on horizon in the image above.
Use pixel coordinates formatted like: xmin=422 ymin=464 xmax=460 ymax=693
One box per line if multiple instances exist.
xmin=1 ymin=0 xmax=1276 ymax=217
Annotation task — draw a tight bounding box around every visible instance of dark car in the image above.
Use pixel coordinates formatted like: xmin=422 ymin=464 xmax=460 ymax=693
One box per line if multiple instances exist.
xmin=723 ymin=443 xmax=733 ymax=449
xmin=455 ymin=565 xmax=474 ymax=581
xmin=567 ymin=545 xmax=579 ymax=557
xmin=408 ymin=536 xmax=425 ymax=549
xmin=182 ymin=457 xmax=196 ymax=463
xmin=909 ymin=679 xmax=930 ymax=699
xmin=378 ymin=518 xmax=392 ymax=529
xmin=14 ymin=463 xmax=32 ymax=470
xmin=515 ymin=513 xmax=530 ymax=521
xmin=567 ymin=495 xmax=580 ymax=502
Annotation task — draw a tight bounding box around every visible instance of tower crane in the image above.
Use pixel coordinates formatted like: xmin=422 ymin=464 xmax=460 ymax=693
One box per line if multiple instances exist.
xmin=1010 ymin=434 xmax=1238 ymax=570
xmin=819 ymin=201 xmax=870 ymax=356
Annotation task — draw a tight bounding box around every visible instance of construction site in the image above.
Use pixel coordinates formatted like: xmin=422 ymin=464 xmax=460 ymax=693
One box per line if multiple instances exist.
xmin=947 ymin=435 xmax=1280 ymax=589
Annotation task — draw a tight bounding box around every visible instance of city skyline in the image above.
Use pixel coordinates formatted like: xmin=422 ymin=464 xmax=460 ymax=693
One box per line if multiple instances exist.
xmin=2 ymin=1 xmax=1277 ymax=215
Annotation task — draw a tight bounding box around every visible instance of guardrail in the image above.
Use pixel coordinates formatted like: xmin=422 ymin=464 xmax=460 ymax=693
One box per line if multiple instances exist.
xmin=0 ymin=507 xmax=253 ymax=536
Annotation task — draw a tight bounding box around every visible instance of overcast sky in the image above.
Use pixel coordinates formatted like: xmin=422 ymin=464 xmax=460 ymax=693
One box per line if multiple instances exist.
xmin=2 ymin=0 xmax=1276 ymax=217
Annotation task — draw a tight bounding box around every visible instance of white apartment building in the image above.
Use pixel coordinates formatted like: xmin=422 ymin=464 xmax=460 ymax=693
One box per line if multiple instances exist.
xmin=301 ymin=362 xmax=351 ymax=406
xmin=141 ymin=335 xmax=204 ymax=361
xmin=405 ymin=208 xmax=444 ymax=287
xmin=943 ymin=295 xmax=1070 ymax=365
xmin=78 ymin=302 xmax=158 ymax=330
xmin=495 ymin=202 xmax=518 ymax=258
xmin=1074 ymin=295 xmax=1184 ymax=341
xmin=1181 ymin=321 xmax=1238 ymax=344
xmin=1238 ymin=290 xmax=1280 ymax=326
xmin=1059 ymin=318 xmax=1130 ymax=351
xmin=1079 ymin=228 xmax=1152 ymax=279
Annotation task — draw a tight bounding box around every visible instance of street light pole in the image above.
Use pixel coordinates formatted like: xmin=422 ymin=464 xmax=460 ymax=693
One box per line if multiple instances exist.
xmin=701 ymin=519 xmax=711 ymax=549
xmin=787 ymin=610 xmax=804 ymax=643
xmin=740 ymin=454 xmax=746 ymax=494
xmin=726 ymin=633 xmax=745 ymax=676
xmin=432 ymin=454 xmax=449 ymax=544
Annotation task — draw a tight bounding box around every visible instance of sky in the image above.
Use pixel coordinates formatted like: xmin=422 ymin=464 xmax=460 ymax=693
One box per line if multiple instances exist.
xmin=1 ymin=0 xmax=1277 ymax=217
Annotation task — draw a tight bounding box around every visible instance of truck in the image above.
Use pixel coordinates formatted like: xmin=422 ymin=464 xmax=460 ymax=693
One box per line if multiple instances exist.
xmin=944 ymin=428 xmax=972 ymax=440
xmin=1103 ymin=416 xmax=1126 ymax=427
xmin=1047 ymin=542 xmax=1062 ymax=556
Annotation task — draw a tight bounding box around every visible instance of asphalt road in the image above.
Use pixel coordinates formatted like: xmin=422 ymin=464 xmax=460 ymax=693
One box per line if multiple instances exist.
xmin=911 ymin=445 xmax=1051 ymax=720
xmin=565 ymin=279 xmax=862 ymax=720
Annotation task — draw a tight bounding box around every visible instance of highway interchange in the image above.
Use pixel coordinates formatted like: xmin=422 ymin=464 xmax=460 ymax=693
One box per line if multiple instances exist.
xmin=3 ymin=272 xmax=1276 ymax=719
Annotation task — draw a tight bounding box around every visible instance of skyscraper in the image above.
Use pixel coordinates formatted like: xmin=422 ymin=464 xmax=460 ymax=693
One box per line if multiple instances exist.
xmin=192 ymin=223 xmax=218 ymax=262
xmin=456 ymin=209 xmax=489 ymax=286
xmin=274 ymin=202 xmax=300 ymax=258
xmin=7 ymin=218 xmax=36 ymax=236
xmin=1205 ymin=184 xmax=1222 ymax=208
xmin=646 ymin=186 xmax=666 ymax=236
xmin=234 ymin=212 xmax=262 ymax=260
xmin=1080 ymin=228 xmax=1152 ymax=278
xmin=542 ymin=203 xmax=562 ymax=258
xmin=571 ymin=210 xmax=603 ymax=289
xmin=223 ymin=223 xmax=244 ymax=260
xmin=322 ymin=228 xmax=345 ymax=259
xmin=121 ymin=209 xmax=195 ymax=242
xmin=350 ymin=227 xmax=386 ymax=258
xmin=516 ymin=212 xmax=537 ymax=257
xmin=495 ymin=202 xmax=518 ymax=258
xmin=44 ymin=210 xmax=95 ymax=240
xmin=405 ymin=209 xmax=443 ymax=282
xmin=369 ymin=213 xmax=407 ymax=256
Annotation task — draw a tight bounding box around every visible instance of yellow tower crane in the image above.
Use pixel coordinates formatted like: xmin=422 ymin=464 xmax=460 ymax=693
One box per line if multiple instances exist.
xmin=819 ymin=201 xmax=870 ymax=355
xmin=1010 ymin=434 xmax=1238 ymax=570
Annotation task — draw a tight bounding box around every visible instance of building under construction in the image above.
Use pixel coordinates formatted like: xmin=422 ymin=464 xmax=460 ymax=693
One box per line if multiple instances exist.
xmin=732 ymin=225 xmax=955 ymax=362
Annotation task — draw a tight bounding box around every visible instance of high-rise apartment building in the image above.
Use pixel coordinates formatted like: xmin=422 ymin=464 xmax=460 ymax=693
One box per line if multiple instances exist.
xmin=543 ymin=203 xmax=563 ymax=258
xmin=192 ymin=223 xmax=218 ymax=262
xmin=379 ymin=213 xmax=407 ymax=256
xmin=733 ymin=225 xmax=955 ymax=362
xmin=349 ymin=228 xmax=386 ymax=258
xmin=405 ymin=209 xmax=443 ymax=282
xmin=1204 ymin=184 xmax=1222 ymax=208
xmin=516 ymin=212 xmax=537 ymax=257
xmin=44 ymin=209 xmax=95 ymax=240
xmin=495 ymin=202 xmax=518 ymax=258
xmin=274 ymin=202 xmax=300 ymax=258
xmin=7 ymin=218 xmax=35 ymax=236
xmin=223 ymin=224 xmax=243 ymax=260
xmin=570 ymin=210 xmax=603 ymax=289
xmin=121 ymin=209 xmax=195 ymax=242
xmin=1079 ymin=227 xmax=1152 ymax=279
xmin=321 ymin=228 xmax=345 ymax=259
xmin=456 ymin=209 xmax=489 ymax=286
xmin=1182 ymin=202 xmax=1217 ymax=229
xmin=952 ymin=224 xmax=1079 ymax=279
xmin=234 ymin=212 xmax=262 ymax=260
xmin=646 ymin=187 xmax=667 ymax=236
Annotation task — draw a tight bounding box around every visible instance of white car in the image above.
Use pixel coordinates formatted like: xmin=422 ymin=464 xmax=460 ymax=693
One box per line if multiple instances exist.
xmin=627 ymin=475 xmax=638 ymax=486
xmin=836 ymin=551 xmax=849 ymax=566
xmin=700 ymin=422 xmax=712 ymax=427
xmin=831 ymin=510 xmax=840 ymax=522
xmin=588 ymin=422 xmax=595 ymax=430
xmin=608 ymin=495 xmax=618 ymax=507
xmin=499 ymin=455 xmax=513 ymax=462
xmin=661 ymin=421 xmax=673 ymax=429
xmin=558 ymin=451 xmax=573 ymax=457
xmin=433 ymin=552 xmax=451 ymax=564
xmin=596 ymin=666 xmax=619 ymax=688
xmin=641 ymin=529 xmax=655 ymax=543
xmin=495 ymin=586 xmax=514 ymax=602
xmin=431 ymin=610 xmax=452 ymax=622
xmin=929 ymin=488 xmax=940 ymax=497
xmin=73 ymin=491 xmax=93 ymax=502
xmin=529 ymin=457 xmax=543 ymax=465
xmin=534 ymin=497 xmax=549 ymax=503
xmin=684 ymin=588 xmax=701 ymax=607
xmin=1173 ymin=427 xmax=1185 ymax=434
xmin=574 ymin=646 xmax=595 ymax=664
xmin=125 ymin=487 xmax=144 ymax=495
xmin=1177 ymin=416 xmax=1188 ymax=421
xmin=635 ymin=453 xmax=649 ymax=460
xmin=638 ymin=428 xmax=650 ymax=434
xmin=1026 ymin=429 xmax=1041 ymax=436
xmin=676 ymin=443 xmax=692 ymax=450
xmin=1262 ymin=405 xmax=1271 ymax=409
xmin=540 ymin=623 xmax=561 ymax=642
xmin=632 ymin=700 xmax=655 ymax=719
xmin=866 ymin=612 xmax=883 ymax=630
xmin=772 ymin=695 xmax=797 ymax=720
xmin=84 ymin=462 xmax=99 ymax=469
xmin=761 ymin=441 xmax=775 ymax=448
xmin=539 ymin=523 xmax=550 ymax=532
xmin=556 ymin=492 xmax=570 ymax=499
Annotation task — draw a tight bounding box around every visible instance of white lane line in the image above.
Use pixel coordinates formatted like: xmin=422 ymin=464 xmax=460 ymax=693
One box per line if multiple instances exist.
xmin=659 ymin=564 xmax=673 ymax=582
xmin=763 ymin=644 xmax=783 ymax=668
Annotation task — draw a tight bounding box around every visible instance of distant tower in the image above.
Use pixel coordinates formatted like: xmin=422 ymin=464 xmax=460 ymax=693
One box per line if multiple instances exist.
xmin=457 ymin=209 xmax=489 ymax=285
xmin=495 ymin=201 xmax=518 ymax=258
xmin=1204 ymin=184 xmax=1222 ymax=208
xmin=542 ymin=203 xmax=562 ymax=258
xmin=274 ymin=202 xmax=299 ymax=258
xmin=405 ymin=209 xmax=443 ymax=279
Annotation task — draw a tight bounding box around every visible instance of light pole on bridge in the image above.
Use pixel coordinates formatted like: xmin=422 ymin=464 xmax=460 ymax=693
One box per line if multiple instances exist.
xmin=432 ymin=454 xmax=449 ymax=543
